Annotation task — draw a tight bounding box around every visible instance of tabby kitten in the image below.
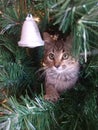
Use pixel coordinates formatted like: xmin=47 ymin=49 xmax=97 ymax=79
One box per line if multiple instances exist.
xmin=42 ymin=32 xmax=79 ymax=102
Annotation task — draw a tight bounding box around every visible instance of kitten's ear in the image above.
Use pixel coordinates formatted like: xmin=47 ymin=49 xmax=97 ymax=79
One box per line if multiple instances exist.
xmin=65 ymin=35 xmax=73 ymax=50
xmin=66 ymin=35 xmax=73 ymax=43
xmin=43 ymin=32 xmax=52 ymax=43
xmin=65 ymin=35 xmax=73 ymax=49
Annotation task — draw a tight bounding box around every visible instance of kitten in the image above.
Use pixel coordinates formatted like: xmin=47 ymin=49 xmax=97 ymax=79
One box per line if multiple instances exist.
xmin=42 ymin=32 xmax=79 ymax=102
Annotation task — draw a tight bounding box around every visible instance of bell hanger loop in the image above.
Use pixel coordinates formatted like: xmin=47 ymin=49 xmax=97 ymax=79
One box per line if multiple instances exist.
xmin=28 ymin=13 xmax=31 ymax=17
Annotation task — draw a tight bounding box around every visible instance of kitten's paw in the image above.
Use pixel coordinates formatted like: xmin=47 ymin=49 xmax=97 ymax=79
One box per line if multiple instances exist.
xmin=44 ymin=93 xmax=60 ymax=102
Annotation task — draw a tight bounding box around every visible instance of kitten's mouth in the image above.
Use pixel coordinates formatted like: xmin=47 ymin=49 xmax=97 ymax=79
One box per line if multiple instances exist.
xmin=53 ymin=66 xmax=65 ymax=73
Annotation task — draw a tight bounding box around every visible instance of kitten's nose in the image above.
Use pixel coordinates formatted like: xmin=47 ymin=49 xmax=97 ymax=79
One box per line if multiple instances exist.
xmin=55 ymin=65 xmax=60 ymax=68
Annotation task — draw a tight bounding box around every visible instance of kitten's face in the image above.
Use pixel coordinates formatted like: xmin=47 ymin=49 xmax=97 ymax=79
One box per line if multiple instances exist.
xmin=43 ymin=32 xmax=78 ymax=73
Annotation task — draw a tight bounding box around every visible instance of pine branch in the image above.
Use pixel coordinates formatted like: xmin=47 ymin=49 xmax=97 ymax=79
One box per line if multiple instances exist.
xmin=80 ymin=49 xmax=98 ymax=57
xmin=0 ymin=95 xmax=57 ymax=130
xmin=47 ymin=0 xmax=98 ymax=61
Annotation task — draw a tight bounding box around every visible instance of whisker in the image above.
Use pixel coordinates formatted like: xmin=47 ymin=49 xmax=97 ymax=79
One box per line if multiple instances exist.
xmin=39 ymin=67 xmax=50 ymax=79
xmin=35 ymin=67 xmax=49 ymax=80
xmin=35 ymin=66 xmax=47 ymax=74
xmin=39 ymin=71 xmax=46 ymax=79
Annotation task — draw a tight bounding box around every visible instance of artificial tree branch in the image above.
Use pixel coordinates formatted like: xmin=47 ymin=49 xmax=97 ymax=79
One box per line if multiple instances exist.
xmin=80 ymin=49 xmax=98 ymax=56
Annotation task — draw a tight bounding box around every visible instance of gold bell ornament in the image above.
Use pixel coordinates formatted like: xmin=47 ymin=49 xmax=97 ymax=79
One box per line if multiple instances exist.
xmin=18 ymin=14 xmax=44 ymax=48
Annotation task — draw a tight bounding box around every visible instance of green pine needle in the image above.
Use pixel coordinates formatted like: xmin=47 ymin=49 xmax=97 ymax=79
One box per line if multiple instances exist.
xmin=0 ymin=95 xmax=57 ymax=130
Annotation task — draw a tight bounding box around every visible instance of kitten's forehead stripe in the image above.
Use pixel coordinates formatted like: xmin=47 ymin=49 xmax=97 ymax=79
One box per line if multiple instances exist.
xmin=54 ymin=40 xmax=64 ymax=51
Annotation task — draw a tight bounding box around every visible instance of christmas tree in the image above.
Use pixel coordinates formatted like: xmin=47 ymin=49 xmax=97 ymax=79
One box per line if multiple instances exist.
xmin=0 ymin=0 xmax=98 ymax=130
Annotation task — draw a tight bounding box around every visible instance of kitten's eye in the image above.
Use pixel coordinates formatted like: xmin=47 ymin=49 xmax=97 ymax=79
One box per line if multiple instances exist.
xmin=62 ymin=53 xmax=69 ymax=60
xmin=48 ymin=53 xmax=54 ymax=60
